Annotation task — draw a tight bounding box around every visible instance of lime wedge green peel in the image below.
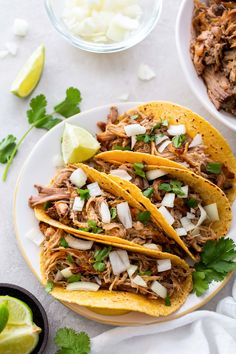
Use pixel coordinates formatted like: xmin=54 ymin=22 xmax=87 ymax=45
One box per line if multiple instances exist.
xmin=0 ymin=302 xmax=9 ymax=333
xmin=62 ymin=123 xmax=100 ymax=163
xmin=11 ymin=44 xmax=45 ymax=98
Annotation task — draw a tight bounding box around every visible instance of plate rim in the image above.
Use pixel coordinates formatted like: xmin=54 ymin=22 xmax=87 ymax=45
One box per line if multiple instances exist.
xmin=175 ymin=0 xmax=236 ymax=132
xmin=13 ymin=101 xmax=234 ymax=326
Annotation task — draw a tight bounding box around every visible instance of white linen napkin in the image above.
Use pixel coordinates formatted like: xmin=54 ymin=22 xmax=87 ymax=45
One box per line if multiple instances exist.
xmin=91 ymin=277 xmax=236 ymax=354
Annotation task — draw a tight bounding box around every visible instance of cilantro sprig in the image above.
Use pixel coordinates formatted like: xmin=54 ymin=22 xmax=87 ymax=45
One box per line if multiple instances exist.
xmin=0 ymin=87 xmax=82 ymax=181
xmin=54 ymin=328 xmax=90 ymax=354
xmin=159 ymin=180 xmax=185 ymax=196
xmin=192 ymin=238 xmax=236 ymax=296
xmin=133 ymin=162 xmax=146 ymax=178
xmin=79 ymin=220 xmax=103 ymax=234
xmin=93 ymin=246 xmax=112 ymax=272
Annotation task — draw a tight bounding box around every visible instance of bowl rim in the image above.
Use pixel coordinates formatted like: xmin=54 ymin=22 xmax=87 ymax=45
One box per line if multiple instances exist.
xmin=175 ymin=0 xmax=236 ymax=131
xmin=44 ymin=0 xmax=163 ymax=53
xmin=0 ymin=283 xmax=49 ymax=354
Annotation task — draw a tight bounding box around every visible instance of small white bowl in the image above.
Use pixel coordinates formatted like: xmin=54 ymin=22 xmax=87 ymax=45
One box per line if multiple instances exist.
xmin=45 ymin=0 xmax=162 ymax=53
xmin=176 ymin=0 xmax=236 ymax=131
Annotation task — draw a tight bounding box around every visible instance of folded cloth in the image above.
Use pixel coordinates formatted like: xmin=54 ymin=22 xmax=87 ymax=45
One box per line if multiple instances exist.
xmin=91 ymin=277 xmax=236 ymax=354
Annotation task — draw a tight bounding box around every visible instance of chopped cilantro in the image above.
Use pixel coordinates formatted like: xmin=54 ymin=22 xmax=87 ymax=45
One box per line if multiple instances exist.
xmin=150 ymin=122 xmax=161 ymax=133
xmin=93 ymin=246 xmax=112 ymax=272
xmin=110 ymin=207 xmax=117 ymax=219
xmin=170 ymin=180 xmax=185 ymax=196
xmin=137 ymin=211 xmax=151 ymax=223
xmin=112 ymin=145 xmax=131 ymax=151
xmin=67 ymin=274 xmax=81 ymax=283
xmin=60 ymin=237 xmax=69 ymax=248
xmin=77 ymin=188 xmax=90 ymax=200
xmin=87 ymin=220 xmax=103 ymax=234
xmin=45 ymin=280 xmax=54 ymax=293
xmin=142 ymin=187 xmax=154 ymax=198
xmin=172 ymin=134 xmax=186 ymax=148
xmin=133 ymin=162 xmax=146 ymax=178
xmin=136 ymin=134 xmax=155 ymax=144
xmin=159 ymin=183 xmax=172 ymax=192
xmin=43 ymin=201 xmax=52 ymax=210
xmin=161 ymin=119 xmax=169 ymax=127
xmin=93 ymin=262 xmax=106 ymax=272
xmin=66 ymin=254 xmax=74 ymax=264
xmin=165 ymin=295 xmax=171 ymax=306
xmin=206 ymin=162 xmax=222 ymax=174
xmin=141 ymin=270 xmax=152 ymax=276
xmin=186 ymin=198 xmax=198 ymax=208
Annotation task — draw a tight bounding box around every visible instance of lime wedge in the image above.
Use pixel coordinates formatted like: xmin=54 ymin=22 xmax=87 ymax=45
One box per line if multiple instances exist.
xmin=0 ymin=297 xmax=32 ymax=326
xmin=0 ymin=324 xmax=40 ymax=354
xmin=62 ymin=123 xmax=100 ymax=163
xmin=0 ymin=302 xmax=9 ymax=333
xmin=10 ymin=44 xmax=45 ymax=98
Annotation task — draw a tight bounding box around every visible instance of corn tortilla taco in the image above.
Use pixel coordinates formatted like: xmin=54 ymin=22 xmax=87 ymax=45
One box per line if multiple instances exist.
xmin=96 ymin=102 xmax=236 ymax=203
xmin=29 ymin=163 xmax=188 ymax=258
xmin=90 ymin=155 xmax=232 ymax=259
xmin=40 ymin=223 xmax=192 ymax=317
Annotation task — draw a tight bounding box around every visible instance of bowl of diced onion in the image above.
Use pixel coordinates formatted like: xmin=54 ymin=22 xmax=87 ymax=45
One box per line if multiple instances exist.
xmin=44 ymin=0 xmax=162 ymax=53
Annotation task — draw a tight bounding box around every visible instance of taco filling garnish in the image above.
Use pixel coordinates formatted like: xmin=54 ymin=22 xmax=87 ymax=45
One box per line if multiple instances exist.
xmin=96 ymin=105 xmax=235 ymax=196
xmin=29 ymin=166 xmax=184 ymax=257
xmin=92 ymin=158 xmax=231 ymax=257
xmin=40 ymin=224 xmax=191 ymax=312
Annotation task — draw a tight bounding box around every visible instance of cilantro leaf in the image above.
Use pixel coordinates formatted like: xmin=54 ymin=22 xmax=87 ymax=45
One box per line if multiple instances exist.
xmin=60 ymin=238 xmax=69 ymax=248
xmin=67 ymin=274 xmax=81 ymax=283
xmin=172 ymin=134 xmax=186 ymax=148
xmin=0 ymin=135 xmax=17 ymax=164
xmin=165 ymin=295 xmax=171 ymax=306
xmin=54 ymin=87 xmax=82 ymax=118
xmin=133 ymin=162 xmax=146 ymax=178
xmin=93 ymin=262 xmax=106 ymax=272
xmin=110 ymin=207 xmax=117 ymax=219
xmin=170 ymin=180 xmax=185 ymax=196
xmin=78 ymin=189 xmax=90 ymax=200
xmin=87 ymin=220 xmax=103 ymax=234
xmin=206 ymin=162 xmax=222 ymax=174
xmin=159 ymin=183 xmax=172 ymax=192
xmin=186 ymin=198 xmax=198 ymax=208
xmin=137 ymin=211 xmax=151 ymax=223
xmin=55 ymin=328 xmax=90 ymax=354
xmin=66 ymin=254 xmax=74 ymax=264
xmin=45 ymin=280 xmax=54 ymax=293
xmin=112 ymin=145 xmax=131 ymax=151
xmin=136 ymin=134 xmax=155 ymax=144
xmin=192 ymin=238 xmax=236 ymax=296
xmin=94 ymin=247 xmax=112 ymax=262
xmin=142 ymin=187 xmax=154 ymax=198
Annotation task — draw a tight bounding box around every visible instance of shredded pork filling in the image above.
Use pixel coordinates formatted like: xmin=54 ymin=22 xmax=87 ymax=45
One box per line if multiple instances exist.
xmin=41 ymin=224 xmax=190 ymax=300
xmin=96 ymin=107 xmax=234 ymax=192
xmin=29 ymin=168 xmax=183 ymax=256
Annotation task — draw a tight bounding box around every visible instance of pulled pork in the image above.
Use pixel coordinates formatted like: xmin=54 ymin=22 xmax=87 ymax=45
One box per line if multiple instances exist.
xmin=41 ymin=225 xmax=191 ymax=300
xmin=191 ymin=0 xmax=236 ymax=115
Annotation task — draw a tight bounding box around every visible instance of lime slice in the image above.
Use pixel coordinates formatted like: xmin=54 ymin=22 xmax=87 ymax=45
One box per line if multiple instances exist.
xmin=0 ymin=297 xmax=32 ymax=326
xmin=0 ymin=302 xmax=9 ymax=333
xmin=0 ymin=324 xmax=40 ymax=354
xmin=62 ymin=123 xmax=100 ymax=163
xmin=10 ymin=44 xmax=45 ymax=98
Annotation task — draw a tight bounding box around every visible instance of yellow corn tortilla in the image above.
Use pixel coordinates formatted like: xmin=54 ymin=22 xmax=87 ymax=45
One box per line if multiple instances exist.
xmin=101 ymin=101 xmax=236 ymax=203
xmin=40 ymin=239 xmax=192 ymax=317
xmin=97 ymin=158 xmax=232 ymax=259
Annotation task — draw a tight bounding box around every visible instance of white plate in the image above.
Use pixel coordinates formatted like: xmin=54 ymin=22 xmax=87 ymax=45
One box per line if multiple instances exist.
xmin=176 ymin=0 xmax=236 ymax=131
xmin=14 ymin=102 xmax=236 ymax=326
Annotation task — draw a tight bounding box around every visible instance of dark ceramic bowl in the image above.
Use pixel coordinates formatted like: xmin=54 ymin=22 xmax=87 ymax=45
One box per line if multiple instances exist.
xmin=0 ymin=283 xmax=49 ymax=354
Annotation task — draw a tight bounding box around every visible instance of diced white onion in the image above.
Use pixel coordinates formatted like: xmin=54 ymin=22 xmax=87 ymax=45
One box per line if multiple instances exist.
xmin=180 ymin=217 xmax=196 ymax=232
xmin=61 ymin=267 xmax=73 ymax=278
xmin=132 ymin=275 xmax=147 ymax=287
xmin=72 ymin=197 xmax=85 ymax=212
xmin=53 ymin=154 xmax=65 ymax=168
xmin=167 ymin=125 xmax=186 ymax=136
xmin=204 ymin=203 xmax=219 ymax=221
xmin=127 ymin=265 xmax=138 ymax=278
xmin=131 ymin=135 xmax=137 ymax=149
xmin=5 ymin=41 xmax=18 ymax=56
xmin=179 ymin=185 xmax=189 ymax=198
xmin=65 ymin=235 xmax=94 ymax=250
xmin=124 ymin=124 xmax=146 ymax=137
xmin=118 ymin=93 xmax=130 ymax=102
xmin=66 ymin=281 xmax=100 ymax=291
xmin=150 ymin=280 xmax=167 ymax=299
xmin=187 ymin=212 xmax=195 ymax=219
xmin=13 ymin=18 xmax=29 ymax=36
xmin=87 ymin=182 xmax=102 ymax=197
xmin=117 ymin=202 xmax=133 ymax=229
xmin=189 ymin=134 xmax=202 ymax=148
xmin=109 ymin=250 xmax=130 ymax=275
xmin=0 ymin=50 xmax=9 ymax=59
xmin=25 ymin=228 xmax=44 ymax=246
xmin=94 ymin=276 xmax=102 ymax=286
xmin=146 ymin=169 xmax=167 ymax=181
xmin=117 ymin=250 xmax=130 ymax=269
xmin=143 ymin=243 xmax=159 ymax=250
xmin=178 ymin=161 xmax=190 ymax=168
xmin=175 ymin=227 xmax=187 ymax=236
xmin=138 ymin=64 xmax=156 ymax=81
xmin=196 ymin=204 xmax=207 ymax=227
xmin=157 ymin=259 xmax=172 ymax=272
xmin=158 ymin=139 xmax=171 ymax=153
xmin=155 ymin=134 xmax=168 ymax=146
xmin=110 ymin=169 xmax=132 ymax=181
xmin=70 ymin=168 xmax=87 ymax=188
xmin=161 ymin=193 xmax=175 ymax=208
xmin=55 ymin=270 xmax=63 ymax=282
xmin=99 ymin=201 xmax=111 ymax=223
xmin=158 ymin=206 xmax=175 ymax=225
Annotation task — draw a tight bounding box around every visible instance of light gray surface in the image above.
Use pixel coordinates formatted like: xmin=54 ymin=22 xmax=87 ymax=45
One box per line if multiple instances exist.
xmin=0 ymin=0 xmax=235 ymax=352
